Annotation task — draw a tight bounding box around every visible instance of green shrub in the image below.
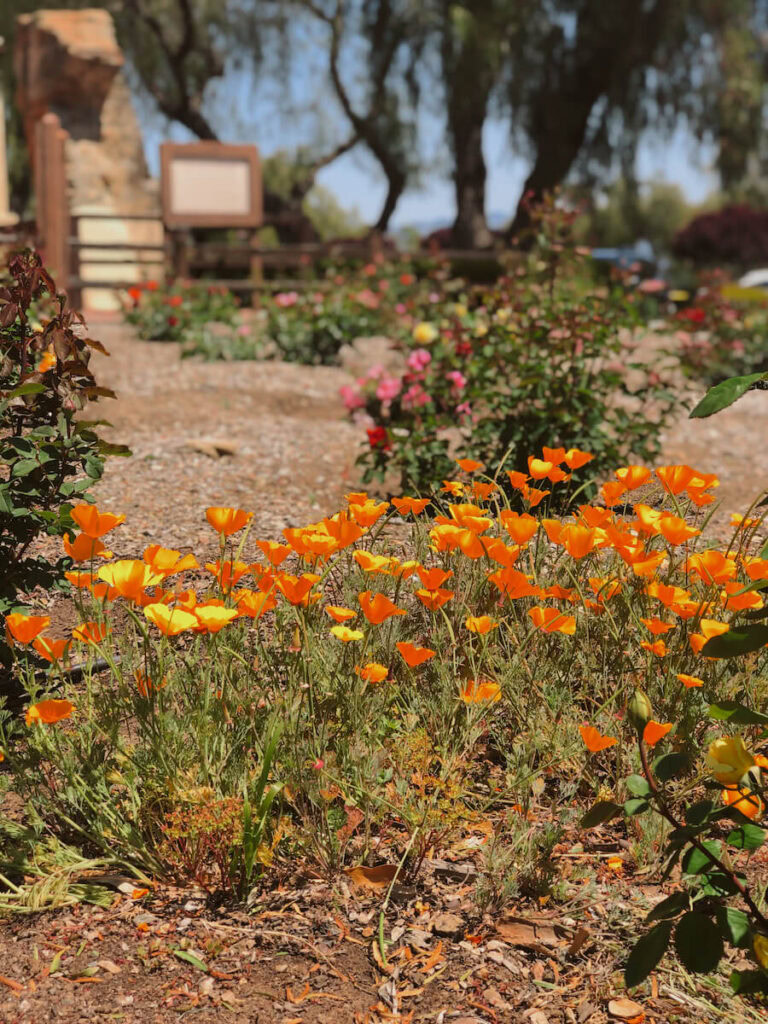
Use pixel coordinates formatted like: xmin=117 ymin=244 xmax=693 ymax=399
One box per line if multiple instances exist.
xmin=122 ymin=280 xmax=240 ymax=341
xmin=0 ymin=250 xmax=128 ymax=688
xmin=347 ymin=207 xmax=680 ymax=495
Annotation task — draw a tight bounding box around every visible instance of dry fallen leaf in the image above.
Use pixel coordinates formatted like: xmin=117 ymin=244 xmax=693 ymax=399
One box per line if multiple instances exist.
xmin=495 ymin=914 xmax=568 ymax=952
xmin=608 ymin=997 xmax=645 ymax=1020
xmin=344 ymin=863 xmax=400 ymax=889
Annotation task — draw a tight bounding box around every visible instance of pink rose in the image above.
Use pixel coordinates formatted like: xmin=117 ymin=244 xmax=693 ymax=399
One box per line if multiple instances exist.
xmin=446 ymin=370 xmax=467 ymax=391
xmin=403 ymin=384 xmax=431 ymax=409
xmin=407 ymin=348 xmax=432 ymax=372
xmin=340 ymin=385 xmax=365 ymax=410
xmin=275 ymin=291 xmax=299 ymax=308
xmin=376 ymin=376 xmax=402 ymax=402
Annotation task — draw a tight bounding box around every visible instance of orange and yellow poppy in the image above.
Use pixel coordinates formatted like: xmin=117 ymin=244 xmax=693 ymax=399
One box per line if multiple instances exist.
xmin=5 ymin=613 xmax=50 ymax=646
xmin=579 ymin=725 xmax=617 ymax=752
xmin=396 ymin=642 xmax=436 ymax=667
xmin=205 ymin=507 xmax=252 ymax=536
xmin=358 ymin=591 xmax=406 ymax=624
xmin=465 ymin=615 xmax=498 ymax=634
xmin=70 ymin=504 xmax=125 ymax=538
xmin=26 ymin=699 xmax=74 ymax=726
xmin=460 ymin=679 xmax=501 ymax=704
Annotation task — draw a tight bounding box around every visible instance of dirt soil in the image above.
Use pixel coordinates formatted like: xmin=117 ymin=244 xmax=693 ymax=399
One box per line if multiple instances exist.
xmin=5 ymin=318 xmax=768 ymax=1023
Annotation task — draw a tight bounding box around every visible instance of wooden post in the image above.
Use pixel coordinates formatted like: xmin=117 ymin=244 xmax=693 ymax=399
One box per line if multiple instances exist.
xmin=35 ymin=114 xmax=69 ymax=287
xmin=249 ymin=228 xmax=262 ymax=307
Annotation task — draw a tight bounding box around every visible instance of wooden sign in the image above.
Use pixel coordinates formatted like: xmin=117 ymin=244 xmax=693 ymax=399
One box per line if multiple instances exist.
xmin=160 ymin=142 xmax=262 ymax=228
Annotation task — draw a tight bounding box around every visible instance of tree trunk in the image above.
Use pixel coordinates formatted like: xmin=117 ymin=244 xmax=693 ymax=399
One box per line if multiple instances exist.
xmin=451 ymin=115 xmax=492 ymax=248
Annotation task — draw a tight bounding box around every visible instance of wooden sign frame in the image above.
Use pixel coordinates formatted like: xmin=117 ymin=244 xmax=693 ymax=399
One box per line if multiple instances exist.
xmin=160 ymin=142 xmax=262 ymax=229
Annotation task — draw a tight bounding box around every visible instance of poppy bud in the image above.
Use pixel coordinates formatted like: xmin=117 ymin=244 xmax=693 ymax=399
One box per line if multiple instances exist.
xmin=628 ymin=690 xmax=653 ymax=733
xmin=707 ymin=735 xmax=756 ymax=785
xmin=754 ymin=933 xmax=768 ymax=970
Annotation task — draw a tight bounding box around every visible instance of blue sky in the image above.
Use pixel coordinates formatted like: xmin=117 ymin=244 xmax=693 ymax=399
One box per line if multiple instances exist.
xmin=138 ymin=55 xmax=720 ymax=231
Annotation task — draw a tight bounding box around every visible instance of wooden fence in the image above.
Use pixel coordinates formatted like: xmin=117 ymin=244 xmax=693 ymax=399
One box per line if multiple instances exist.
xmin=23 ymin=113 xmax=512 ymax=310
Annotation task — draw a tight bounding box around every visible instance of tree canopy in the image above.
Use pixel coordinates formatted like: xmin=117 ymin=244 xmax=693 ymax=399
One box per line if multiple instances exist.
xmin=4 ymin=0 xmax=768 ymax=243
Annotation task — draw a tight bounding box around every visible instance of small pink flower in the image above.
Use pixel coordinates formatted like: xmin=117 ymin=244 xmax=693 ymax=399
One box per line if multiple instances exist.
xmin=403 ymin=384 xmax=431 ymax=409
xmin=313 ymin=758 xmax=324 ymax=771
xmin=340 ymin=385 xmax=365 ymax=410
xmin=407 ymin=348 xmax=432 ymax=372
xmin=456 ymin=401 xmax=472 ymax=419
xmin=376 ymin=376 xmax=402 ymax=402
xmin=275 ymin=291 xmax=299 ymax=308
xmin=366 ymin=363 xmax=386 ymax=380
xmin=395 ymin=302 xmax=407 ymax=314
xmin=446 ymin=370 xmax=467 ymax=391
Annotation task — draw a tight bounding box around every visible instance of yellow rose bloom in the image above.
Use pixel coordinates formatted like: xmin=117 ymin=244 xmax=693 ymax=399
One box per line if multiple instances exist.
xmin=412 ymin=322 xmax=438 ymax=344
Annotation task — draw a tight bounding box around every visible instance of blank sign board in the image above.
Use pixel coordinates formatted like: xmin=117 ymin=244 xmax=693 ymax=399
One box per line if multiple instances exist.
xmin=160 ymin=142 xmax=262 ymax=228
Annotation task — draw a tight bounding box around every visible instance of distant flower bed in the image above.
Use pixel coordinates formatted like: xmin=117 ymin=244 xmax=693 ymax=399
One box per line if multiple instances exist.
xmin=122 ymin=280 xmax=241 ymax=341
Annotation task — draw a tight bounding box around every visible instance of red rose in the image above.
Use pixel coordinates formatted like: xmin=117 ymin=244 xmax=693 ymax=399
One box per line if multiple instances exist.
xmin=167 ymin=295 xmax=184 ymax=308
xmin=366 ymin=426 xmax=391 ymax=450
xmin=167 ymin=316 xmax=179 ymax=327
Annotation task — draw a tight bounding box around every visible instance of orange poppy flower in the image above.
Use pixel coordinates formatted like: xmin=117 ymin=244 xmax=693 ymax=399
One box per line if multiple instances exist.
xmin=645 ymin=581 xmax=691 ymax=607
xmin=721 ymin=785 xmax=764 ymax=821
xmin=301 ymin=532 xmax=339 ymax=559
xmin=70 ymin=504 xmax=125 ymax=538
xmin=743 ymin=557 xmax=768 ymax=582
xmin=678 ymin=673 xmax=704 ymax=688
xmin=686 ymin=486 xmax=715 ymax=508
xmin=656 ymin=464 xmax=696 ymax=494
xmin=545 ymin=584 xmax=578 ymax=602
xmin=72 ymin=621 xmax=109 ymax=645
xmin=670 ymin=599 xmax=705 ymax=621
xmin=500 ymin=510 xmax=538 ymax=545
xmin=396 ymin=642 xmax=436 ymax=667
xmin=640 ymin=639 xmax=667 ymax=657
xmin=689 ymin=619 xmax=730 ymax=654
xmin=488 ymin=566 xmax=541 ymax=600
xmin=205 ymin=507 xmax=252 ymax=536
xmin=235 ymin=589 xmax=277 ymax=618
xmin=528 ymin=606 xmax=576 ymax=635
xmin=391 ymin=496 xmax=430 ymax=516
xmin=441 ymin=479 xmax=465 ymax=496
xmin=330 ymin=625 xmax=364 ymax=642
xmin=456 ymin=458 xmax=484 ymax=472
xmin=564 ymin=448 xmax=593 ymax=470
xmin=320 ymin=513 xmax=362 ymax=550
xmin=465 ymin=615 xmax=498 ymax=634
xmin=33 ymin=636 xmax=71 ymax=663
xmin=416 ymin=566 xmax=453 ymax=590
xmin=480 ymin=536 xmax=519 ymax=567
xmin=528 ymin=457 xmax=565 ymax=482
xmin=194 ymin=604 xmax=239 ymax=633
xmin=134 ymin=670 xmax=167 ymax=697
xmin=325 ymin=605 xmax=356 ymax=623
xmin=353 ymin=550 xmax=393 ymax=574
xmin=389 ymin=558 xmax=420 ymax=579
xmin=358 ymin=590 xmax=406 ymax=624
xmin=561 ymin=525 xmax=599 ymax=560
xmin=525 ymin=486 xmax=550 ymax=508
xmin=615 ymin=465 xmax=651 ymax=490
xmin=542 ymin=446 xmax=566 ymax=464
xmin=37 ymin=345 xmax=56 ymax=373
xmin=658 ymin=515 xmax=700 ymax=546
xmin=721 ymin=581 xmax=763 ymax=612
xmin=416 ymin=587 xmax=454 ymax=611
xmin=460 ymin=679 xmax=502 ymax=704
xmin=277 ymin=572 xmax=322 ymax=606
xmin=65 ymin=571 xmax=98 ymax=590
xmin=688 ymin=471 xmax=719 ymax=491
xmin=579 ymin=725 xmax=617 ymax=752
xmin=471 ymin=481 xmax=497 ymax=501
xmin=640 ymin=617 xmax=675 ymax=635
xmin=356 ymin=662 xmax=388 ymax=684
xmin=685 ymin=550 xmax=737 ymax=585
xmin=63 ymin=533 xmax=112 ymax=562
xmin=25 ymin=699 xmax=74 ymax=726
xmin=98 ymin=560 xmax=161 ymax=601
xmin=349 ymin=499 xmax=389 ymax=528
xmin=600 ymin=481 xmax=628 ymax=507
xmin=143 ymin=546 xmax=199 ymax=576
xmin=588 ymin=578 xmax=622 ymax=601
xmin=633 ymin=504 xmax=664 ymax=535
xmin=205 ymin=560 xmax=251 ymax=591
xmin=256 ymin=540 xmax=292 ymax=567
xmin=446 ymin=503 xmax=493 ymax=534
xmin=345 ymin=491 xmax=369 ymax=504
xmin=506 ymin=470 xmax=529 ymax=490
xmin=628 ymin=551 xmax=667 ymax=579
xmin=144 ymin=603 xmax=198 ymax=636
xmin=578 ymin=505 xmax=614 ymax=528
xmin=5 ymin=613 xmax=50 ymax=645
xmin=542 ymin=518 xmax=564 ymax=544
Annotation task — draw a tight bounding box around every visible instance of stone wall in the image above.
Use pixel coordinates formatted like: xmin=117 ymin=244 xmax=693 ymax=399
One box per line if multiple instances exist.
xmin=15 ymin=9 xmax=162 ymax=309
